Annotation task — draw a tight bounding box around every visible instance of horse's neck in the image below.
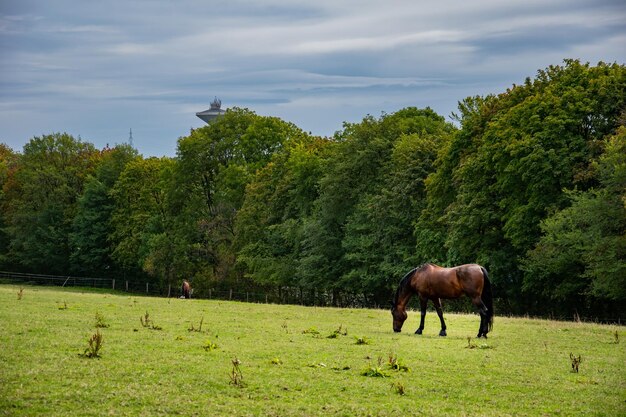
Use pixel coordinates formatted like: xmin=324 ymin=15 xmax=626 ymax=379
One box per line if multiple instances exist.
xmin=397 ymin=285 xmax=414 ymax=310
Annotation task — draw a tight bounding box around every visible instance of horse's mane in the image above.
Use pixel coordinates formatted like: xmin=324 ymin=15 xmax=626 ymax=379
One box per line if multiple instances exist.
xmin=392 ymin=263 xmax=434 ymax=307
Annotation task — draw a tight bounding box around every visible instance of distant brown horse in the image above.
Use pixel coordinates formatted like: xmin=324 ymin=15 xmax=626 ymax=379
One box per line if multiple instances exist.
xmin=181 ymin=280 xmax=191 ymax=299
xmin=391 ymin=263 xmax=493 ymax=338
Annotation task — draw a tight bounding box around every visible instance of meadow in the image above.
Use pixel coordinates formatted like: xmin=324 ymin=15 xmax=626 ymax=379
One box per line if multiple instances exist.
xmin=0 ymin=284 xmax=624 ymax=416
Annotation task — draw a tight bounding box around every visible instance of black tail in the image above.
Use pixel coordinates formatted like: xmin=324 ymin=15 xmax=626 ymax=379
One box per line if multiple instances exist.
xmin=480 ymin=267 xmax=494 ymax=332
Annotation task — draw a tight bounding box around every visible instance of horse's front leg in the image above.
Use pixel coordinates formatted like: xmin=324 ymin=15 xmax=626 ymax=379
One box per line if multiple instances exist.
xmin=415 ymin=297 xmax=427 ymax=335
xmin=433 ymin=298 xmax=447 ymax=336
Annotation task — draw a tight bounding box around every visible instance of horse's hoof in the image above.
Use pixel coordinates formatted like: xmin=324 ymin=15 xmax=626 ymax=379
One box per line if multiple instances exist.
xmin=439 ymin=330 xmax=447 ymax=337
xmin=415 ymin=329 xmax=423 ymax=335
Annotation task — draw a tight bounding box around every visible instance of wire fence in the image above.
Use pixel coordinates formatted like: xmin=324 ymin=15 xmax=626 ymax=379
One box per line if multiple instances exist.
xmin=2 ymin=270 xmax=623 ymax=323
xmin=0 ymin=270 xmax=378 ymax=308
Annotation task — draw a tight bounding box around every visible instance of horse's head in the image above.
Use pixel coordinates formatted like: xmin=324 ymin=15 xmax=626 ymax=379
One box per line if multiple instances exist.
xmin=390 ymin=302 xmax=407 ymax=333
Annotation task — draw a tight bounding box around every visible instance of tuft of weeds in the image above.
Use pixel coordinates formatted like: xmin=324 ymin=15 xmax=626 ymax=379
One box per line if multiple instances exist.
xmin=140 ymin=311 xmax=162 ymax=330
xmin=140 ymin=311 xmax=151 ymax=327
xmin=188 ymin=316 xmax=204 ymax=332
xmin=570 ymin=353 xmax=582 ymax=373
xmin=17 ymin=287 xmax=23 ymax=300
xmin=95 ymin=311 xmax=109 ymax=328
xmin=271 ymin=357 xmax=283 ymax=365
xmin=58 ymin=301 xmax=68 ymax=310
xmin=466 ymin=337 xmax=493 ymax=350
xmin=392 ymin=381 xmax=406 ymax=395
xmin=355 ymin=336 xmax=371 ymax=345
xmin=229 ymin=358 xmax=245 ymax=388
xmin=302 ymin=327 xmax=320 ymax=336
xmin=362 ymin=356 xmax=389 ymax=378
xmin=387 ymin=353 xmax=411 ymax=372
xmin=612 ymin=330 xmax=619 ymax=344
xmin=327 ymin=324 xmax=348 ymax=339
xmin=80 ymin=329 xmax=104 ymax=358
xmin=202 ymin=340 xmax=218 ymax=352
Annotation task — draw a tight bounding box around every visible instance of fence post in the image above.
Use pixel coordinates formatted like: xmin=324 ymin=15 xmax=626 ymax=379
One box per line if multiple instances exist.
xmin=209 ymin=289 xmax=212 ymax=299
xmin=167 ymin=284 xmax=171 ymax=298
xmin=265 ymin=294 xmax=268 ymax=304
xmin=125 ymin=281 xmax=129 ymax=292
xmin=246 ymin=292 xmax=249 ymax=303
xmin=229 ymin=289 xmax=233 ymax=300
xmin=112 ymin=279 xmax=115 ymax=290
xmin=146 ymin=283 xmax=149 ymax=294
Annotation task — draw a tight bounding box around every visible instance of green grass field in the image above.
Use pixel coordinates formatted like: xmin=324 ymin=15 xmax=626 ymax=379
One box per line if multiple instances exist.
xmin=1 ymin=284 xmax=624 ymax=416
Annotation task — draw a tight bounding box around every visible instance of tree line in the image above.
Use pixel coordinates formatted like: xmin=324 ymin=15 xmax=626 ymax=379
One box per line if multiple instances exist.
xmin=1 ymin=60 xmax=624 ymax=319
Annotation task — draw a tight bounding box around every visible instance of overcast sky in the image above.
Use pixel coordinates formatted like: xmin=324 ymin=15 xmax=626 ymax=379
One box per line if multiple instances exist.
xmin=1 ymin=0 xmax=625 ymax=156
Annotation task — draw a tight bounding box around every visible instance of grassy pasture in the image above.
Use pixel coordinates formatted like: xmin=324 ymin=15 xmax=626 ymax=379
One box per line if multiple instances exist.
xmin=0 ymin=284 xmax=624 ymax=416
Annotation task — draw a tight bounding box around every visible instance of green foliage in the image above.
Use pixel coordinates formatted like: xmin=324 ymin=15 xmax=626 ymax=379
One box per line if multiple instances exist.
xmin=202 ymin=340 xmax=218 ymax=352
xmin=522 ymin=127 xmax=626 ymax=308
xmin=94 ymin=311 xmax=109 ymax=328
xmin=416 ymin=60 xmax=626 ymax=313
xmin=354 ymin=336 xmax=371 ymax=345
xmin=3 ymin=133 xmax=99 ymax=274
xmin=70 ymin=144 xmax=137 ymax=277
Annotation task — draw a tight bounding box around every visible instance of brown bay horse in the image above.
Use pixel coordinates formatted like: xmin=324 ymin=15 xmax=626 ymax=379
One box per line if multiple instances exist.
xmin=391 ymin=263 xmax=493 ymax=338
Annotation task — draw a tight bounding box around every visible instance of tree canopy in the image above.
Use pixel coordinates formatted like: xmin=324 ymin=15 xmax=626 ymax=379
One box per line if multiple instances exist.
xmin=1 ymin=60 xmax=624 ymax=319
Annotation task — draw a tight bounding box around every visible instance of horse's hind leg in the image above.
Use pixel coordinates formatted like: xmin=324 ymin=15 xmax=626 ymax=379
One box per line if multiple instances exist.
xmin=472 ymin=296 xmax=488 ymax=338
xmin=433 ymin=298 xmax=447 ymax=336
xmin=415 ymin=297 xmax=428 ymax=335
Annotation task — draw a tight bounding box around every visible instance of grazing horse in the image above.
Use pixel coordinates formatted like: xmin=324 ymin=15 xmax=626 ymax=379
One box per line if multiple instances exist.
xmin=181 ymin=279 xmax=191 ymax=299
xmin=391 ymin=263 xmax=493 ymax=338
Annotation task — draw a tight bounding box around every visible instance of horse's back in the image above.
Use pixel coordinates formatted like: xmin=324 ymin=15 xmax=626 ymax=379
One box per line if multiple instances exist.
xmin=453 ymin=264 xmax=484 ymax=296
xmin=419 ymin=263 xmax=484 ymax=299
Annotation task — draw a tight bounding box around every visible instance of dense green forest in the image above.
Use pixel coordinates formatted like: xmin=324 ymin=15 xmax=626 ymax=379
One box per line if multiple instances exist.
xmin=1 ymin=60 xmax=624 ymax=319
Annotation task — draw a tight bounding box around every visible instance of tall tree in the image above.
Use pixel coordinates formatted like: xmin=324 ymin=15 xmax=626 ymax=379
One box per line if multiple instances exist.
xmin=110 ymin=156 xmax=174 ymax=286
xmin=3 ymin=133 xmax=98 ymax=274
xmin=416 ymin=60 xmax=626 ymax=310
xmin=235 ymin=136 xmax=329 ymax=291
xmin=70 ymin=144 xmax=138 ymax=277
xmin=174 ymin=108 xmax=305 ymax=291
xmin=522 ymin=127 xmax=626 ymax=316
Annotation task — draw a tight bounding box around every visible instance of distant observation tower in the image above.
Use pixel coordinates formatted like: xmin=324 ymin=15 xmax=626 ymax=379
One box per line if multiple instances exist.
xmin=196 ymin=97 xmax=226 ymax=124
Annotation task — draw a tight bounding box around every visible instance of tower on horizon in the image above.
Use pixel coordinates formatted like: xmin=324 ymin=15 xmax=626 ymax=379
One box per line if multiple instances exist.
xmin=196 ymin=97 xmax=226 ymax=124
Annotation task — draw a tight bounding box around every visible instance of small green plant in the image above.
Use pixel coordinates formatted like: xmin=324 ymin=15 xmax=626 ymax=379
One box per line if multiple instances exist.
xmin=387 ymin=353 xmax=410 ymax=372
xmin=80 ymin=329 xmax=104 ymax=358
xmin=302 ymin=327 xmax=320 ymax=336
xmin=229 ymin=358 xmax=245 ymax=388
xmin=271 ymin=357 xmax=283 ymax=365
xmin=188 ymin=317 xmax=204 ymax=332
xmin=327 ymin=324 xmax=348 ymax=338
xmin=58 ymin=301 xmax=68 ymax=310
xmin=392 ymin=381 xmax=406 ymax=395
xmin=95 ymin=311 xmax=109 ymax=328
xmin=355 ymin=336 xmax=371 ymax=345
xmin=202 ymin=340 xmax=218 ymax=352
xmin=570 ymin=353 xmax=582 ymax=373
xmin=17 ymin=287 xmax=23 ymax=300
xmin=612 ymin=330 xmax=619 ymax=344
xmin=362 ymin=356 xmax=389 ymax=377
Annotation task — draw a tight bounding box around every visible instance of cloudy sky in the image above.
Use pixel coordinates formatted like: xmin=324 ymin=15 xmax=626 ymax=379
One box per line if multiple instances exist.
xmin=1 ymin=0 xmax=625 ymax=156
